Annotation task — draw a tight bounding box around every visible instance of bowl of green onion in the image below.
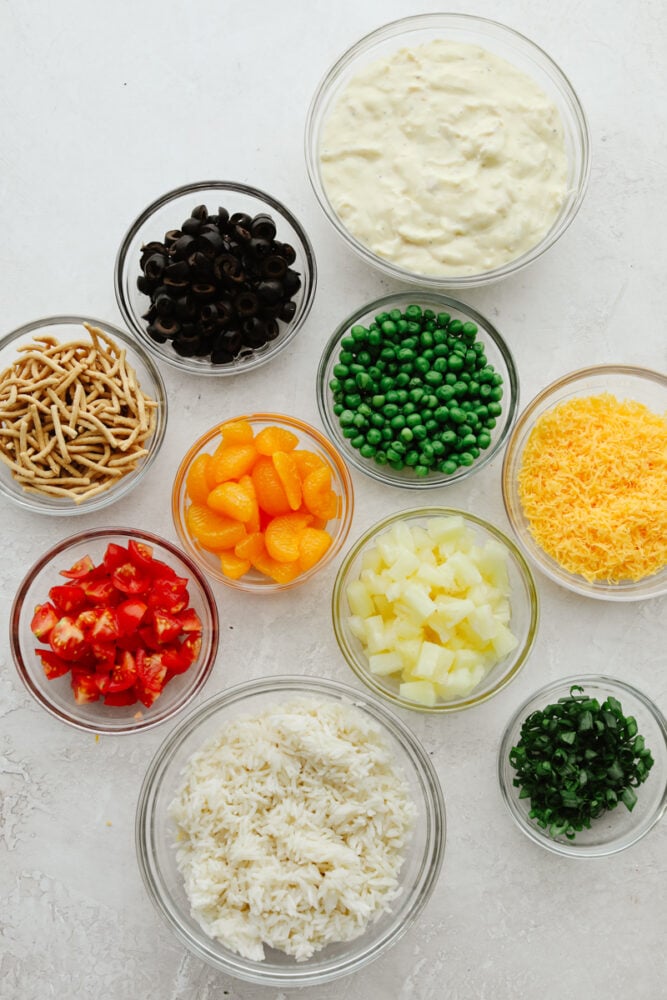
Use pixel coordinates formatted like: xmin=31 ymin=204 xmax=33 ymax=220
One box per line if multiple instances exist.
xmin=316 ymin=293 xmax=518 ymax=489
xmin=498 ymin=675 xmax=667 ymax=857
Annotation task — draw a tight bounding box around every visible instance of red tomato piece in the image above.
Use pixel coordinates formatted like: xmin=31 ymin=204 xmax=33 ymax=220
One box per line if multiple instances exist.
xmin=115 ymin=632 xmax=142 ymax=652
xmin=136 ymin=650 xmax=168 ymax=708
xmin=104 ymin=689 xmax=138 ymax=707
xmin=90 ymin=608 xmax=120 ymax=643
xmin=152 ymin=610 xmax=182 ymax=645
xmin=103 ymin=542 xmax=129 ymax=572
xmin=116 ymin=598 xmax=147 ymax=635
xmin=81 ymin=578 xmax=119 ymax=605
xmin=107 ymin=651 xmax=138 ymax=693
xmin=59 ymin=554 xmax=95 ymax=580
xmin=148 ymin=578 xmax=189 ymax=614
xmin=176 ymin=608 xmax=203 ymax=633
xmin=71 ymin=672 xmax=100 ymax=704
xmin=94 ymin=672 xmax=111 ymax=694
xmin=91 ymin=641 xmax=116 ymax=670
xmin=35 ymin=648 xmax=70 ymax=679
xmin=48 ymin=584 xmax=87 ymax=615
xmin=128 ymin=539 xmax=154 ymax=570
xmin=180 ymin=634 xmax=202 ymax=668
xmin=112 ymin=562 xmax=150 ymax=596
xmin=160 ymin=645 xmax=186 ymax=672
xmin=148 ymin=558 xmax=178 ymax=581
xmin=30 ymin=602 xmax=59 ymax=640
xmin=49 ymin=617 xmax=87 ymax=662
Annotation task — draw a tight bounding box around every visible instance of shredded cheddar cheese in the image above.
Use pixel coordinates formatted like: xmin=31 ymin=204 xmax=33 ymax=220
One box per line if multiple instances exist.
xmin=518 ymin=393 xmax=667 ymax=583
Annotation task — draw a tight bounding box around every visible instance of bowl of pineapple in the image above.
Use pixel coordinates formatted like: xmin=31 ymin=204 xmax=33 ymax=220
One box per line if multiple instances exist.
xmin=332 ymin=508 xmax=539 ymax=712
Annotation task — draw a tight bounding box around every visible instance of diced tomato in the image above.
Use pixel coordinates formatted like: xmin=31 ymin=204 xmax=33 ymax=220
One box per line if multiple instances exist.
xmin=107 ymin=651 xmax=138 ymax=693
xmin=152 ymin=610 xmax=182 ymax=644
xmin=112 ymin=562 xmax=150 ymax=595
xmin=148 ymin=558 xmax=178 ymax=581
xmin=75 ymin=609 xmax=99 ymax=634
xmin=116 ymin=598 xmax=147 ymax=635
xmin=90 ymin=607 xmax=120 ymax=643
xmin=60 ymin=555 xmax=95 ymax=580
xmin=115 ymin=631 xmax=142 ymax=652
xmin=138 ymin=625 xmax=162 ymax=651
xmin=49 ymin=617 xmax=87 ymax=662
xmin=71 ymin=672 xmax=100 ymax=704
xmin=35 ymin=648 xmax=70 ymax=679
xmin=104 ymin=688 xmax=138 ymax=707
xmin=94 ymin=671 xmax=111 ymax=694
xmin=103 ymin=542 xmax=129 ymax=572
xmin=176 ymin=608 xmax=203 ymax=633
xmin=30 ymin=602 xmax=59 ymax=640
xmin=91 ymin=641 xmax=116 ymax=670
xmin=48 ymin=584 xmax=87 ymax=615
xmin=148 ymin=577 xmax=189 ymax=614
xmin=81 ymin=578 xmax=119 ymax=605
xmin=128 ymin=539 xmax=154 ymax=570
xmin=180 ymin=634 xmax=202 ymax=668
xmin=160 ymin=645 xmax=187 ymax=672
xmin=136 ymin=651 xmax=168 ymax=707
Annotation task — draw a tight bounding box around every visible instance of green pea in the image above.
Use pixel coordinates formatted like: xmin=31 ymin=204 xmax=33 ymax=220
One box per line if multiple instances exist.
xmin=370 ymin=412 xmax=384 ymax=428
xmin=341 ymin=336 xmax=355 ymax=350
xmin=402 ymin=401 xmax=416 ymax=416
xmin=390 ymin=440 xmax=406 ymax=456
xmin=374 ymin=312 xmax=389 ymax=326
xmin=412 ymin=424 xmax=427 ymax=441
xmin=468 ymin=380 xmax=480 ymax=397
xmin=424 ymin=419 xmax=438 ymax=434
xmin=375 ymin=450 xmax=387 ymax=465
xmin=342 ymin=427 xmax=357 ymax=439
xmin=405 ymin=304 xmax=422 ymax=320
xmin=480 ymin=384 xmax=493 ymax=399
xmin=449 ymin=407 xmax=466 ymax=424
xmin=351 ymin=434 xmax=365 ymax=449
xmin=458 ymin=451 xmax=474 ymax=467
xmin=381 ymin=426 xmax=394 ymax=441
xmin=449 ymin=319 xmax=463 ymax=334
xmin=436 ymin=385 xmax=455 ymax=402
xmin=343 ymin=378 xmax=356 ymax=393
xmin=444 ymin=372 xmax=457 ymax=385
xmin=420 ymin=330 xmax=434 ymax=348
xmin=424 ymin=370 xmax=443 ymax=387
xmin=367 ymin=428 xmax=382 ymax=445
xmin=389 ymin=308 xmax=402 ymax=321
xmin=333 ymin=403 xmax=344 ymax=416
xmin=440 ymin=458 xmax=458 ymax=475
xmin=485 ymin=417 xmax=497 ymax=429
xmin=477 ymin=431 xmax=491 ymax=449
xmin=355 ymin=372 xmax=373 ymax=391
xmin=489 ymin=386 xmax=503 ymax=402
xmin=352 ymin=413 xmax=367 ymax=429
xmin=461 ymin=321 xmax=478 ymax=341
xmin=386 ymin=447 xmax=401 ymax=462
xmin=405 ymin=450 xmax=419 ymax=466
xmin=433 ymin=334 xmax=448 ymax=349
xmin=383 ymin=403 xmax=399 ymax=419
xmin=381 ymin=320 xmax=398 ymax=337
xmin=344 ymin=394 xmax=361 ymax=409
xmin=488 ymin=402 xmax=502 ymax=417
xmin=469 ymin=446 xmax=480 ymax=459
xmin=399 ymin=426 xmax=414 ymax=443
xmin=329 ymin=378 xmax=341 ymax=393
xmin=460 ymin=433 xmax=477 ymax=449
xmin=409 ymin=387 xmax=425 ymax=403
xmin=351 ymin=324 xmax=367 ymax=341
xmin=414 ymin=465 xmax=429 ymax=477
xmin=431 ymin=440 xmax=445 ymax=456
xmin=453 ymin=381 xmax=468 ymax=398
xmin=440 ymin=429 xmax=457 ymax=446
xmin=360 ymin=444 xmax=376 ymax=459
xmin=465 ymin=350 xmax=477 ymax=368
xmin=447 ymin=355 xmax=464 ymax=373
xmin=413 ymin=356 xmax=430 ymax=374
xmin=333 ymin=363 xmax=349 ymax=378
xmin=339 ymin=409 xmax=355 ymax=427
xmin=390 ymin=414 xmax=406 ymax=430
xmin=379 ymin=377 xmax=394 ymax=392
xmin=434 ymin=406 xmax=450 ymax=424
xmin=396 ymin=389 xmax=408 ymax=405
xmin=437 ymin=312 xmax=451 ymax=327
xmin=368 ymin=329 xmax=382 ymax=347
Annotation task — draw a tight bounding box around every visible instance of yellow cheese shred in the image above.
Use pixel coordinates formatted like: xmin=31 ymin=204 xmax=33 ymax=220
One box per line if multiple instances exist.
xmin=518 ymin=393 xmax=667 ymax=583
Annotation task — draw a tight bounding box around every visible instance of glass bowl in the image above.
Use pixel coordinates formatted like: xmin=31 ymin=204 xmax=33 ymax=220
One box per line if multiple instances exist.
xmin=498 ymin=675 xmax=667 ymax=858
xmin=10 ymin=528 xmax=219 ymax=734
xmin=135 ymin=674 xmax=445 ymax=986
xmin=115 ymin=180 xmax=317 ymax=376
xmin=305 ymin=12 xmax=590 ymax=289
xmin=0 ymin=316 xmax=167 ymax=515
xmin=502 ymin=365 xmax=667 ymax=601
xmin=172 ymin=412 xmax=354 ymax=591
xmin=332 ymin=507 xmax=539 ymax=713
xmin=317 ymin=293 xmax=518 ymax=489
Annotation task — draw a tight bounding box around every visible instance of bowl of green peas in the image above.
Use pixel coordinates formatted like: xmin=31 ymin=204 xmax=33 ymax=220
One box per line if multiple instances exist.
xmin=316 ymin=294 xmax=519 ymax=489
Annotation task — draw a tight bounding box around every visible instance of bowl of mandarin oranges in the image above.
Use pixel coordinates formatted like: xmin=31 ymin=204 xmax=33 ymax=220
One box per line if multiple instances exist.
xmin=172 ymin=413 xmax=354 ymax=591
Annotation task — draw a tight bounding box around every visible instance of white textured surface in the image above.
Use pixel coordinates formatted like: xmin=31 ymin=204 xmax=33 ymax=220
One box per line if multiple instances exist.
xmin=1 ymin=1 xmax=666 ymax=999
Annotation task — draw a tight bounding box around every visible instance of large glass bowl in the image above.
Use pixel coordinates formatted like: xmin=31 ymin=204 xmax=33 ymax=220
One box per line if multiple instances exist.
xmin=305 ymin=13 xmax=590 ymax=289
xmin=317 ymin=293 xmax=518 ymax=489
xmin=135 ymin=675 xmax=446 ymax=986
xmin=115 ymin=180 xmax=316 ymax=376
xmin=172 ymin=412 xmax=354 ymax=591
xmin=498 ymin=675 xmax=667 ymax=858
xmin=10 ymin=528 xmax=219 ymax=734
xmin=0 ymin=316 xmax=167 ymax=515
xmin=332 ymin=507 xmax=539 ymax=712
xmin=502 ymin=365 xmax=667 ymax=601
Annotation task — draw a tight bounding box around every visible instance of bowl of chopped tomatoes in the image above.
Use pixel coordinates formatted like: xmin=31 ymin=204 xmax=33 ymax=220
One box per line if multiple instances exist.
xmin=10 ymin=528 xmax=219 ymax=734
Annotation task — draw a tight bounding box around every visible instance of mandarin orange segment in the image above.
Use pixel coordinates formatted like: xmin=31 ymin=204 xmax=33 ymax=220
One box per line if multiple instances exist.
xmin=209 ymin=444 xmax=257 ymax=484
xmin=207 ymin=481 xmax=256 ymax=522
xmin=251 ymin=456 xmax=292 ymax=516
xmin=186 ymin=503 xmax=247 ymax=552
xmin=254 ymin=425 xmax=299 ymax=455
xmin=219 ymin=551 xmax=251 ymax=580
xmin=186 ymin=453 xmax=214 ymax=504
xmin=272 ymin=451 xmax=302 ymax=511
xmin=219 ymin=419 xmax=254 ymax=446
xmin=265 ymin=512 xmax=313 ymax=562
xmin=293 ymin=449 xmax=326 ymax=479
xmin=238 ymin=475 xmax=260 ymax=533
xmin=234 ymin=531 xmax=265 ymax=561
xmin=302 ymin=465 xmax=338 ymax=520
xmin=251 ymin=546 xmax=301 ymax=584
xmin=298 ymin=527 xmax=333 ymax=571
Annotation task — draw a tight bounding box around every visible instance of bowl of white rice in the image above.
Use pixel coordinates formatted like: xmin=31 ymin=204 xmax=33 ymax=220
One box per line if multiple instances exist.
xmin=135 ymin=675 xmax=445 ymax=986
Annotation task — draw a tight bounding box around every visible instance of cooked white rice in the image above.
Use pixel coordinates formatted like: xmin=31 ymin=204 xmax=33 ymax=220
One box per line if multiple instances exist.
xmin=169 ymin=697 xmax=416 ymax=961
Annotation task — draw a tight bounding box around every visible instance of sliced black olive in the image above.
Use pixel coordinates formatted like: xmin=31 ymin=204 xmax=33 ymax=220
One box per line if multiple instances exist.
xmin=233 ymin=224 xmax=252 ymax=244
xmin=173 ymin=333 xmax=204 ymax=357
xmin=280 ymin=242 xmax=297 ymax=265
xmin=172 ymin=234 xmax=197 ymax=258
xmin=219 ymin=328 xmax=243 ymax=355
xmin=181 ymin=216 xmax=202 ymax=237
xmin=256 ymin=279 xmax=283 ymax=305
xmin=142 ymin=304 xmax=157 ymax=323
xmin=216 ymin=299 xmax=235 ymax=325
xmin=163 ymin=277 xmax=189 ymax=295
xmin=234 ymin=291 xmax=259 ymax=317
xmin=137 ymin=274 xmax=155 ymax=295
xmin=262 ymin=255 xmax=287 ymax=279
xmin=250 ymin=213 xmax=277 ymax=240
xmin=249 ymin=237 xmax=272 ymax=257
xmin=200 ymin=303 xmax=218 ymax=323
xmin=198 ymin=229 xmax=225 ymax=256
xmin=258 ymin=302 xmax=282 ymax=320
xmin=174 ymin=296 xmax=196 ymax=320
xmin=191 ymin=283 xmax=216 ymax=301
xmin=221 ymin=259 xmax=244 ymax=284
xmin=163 ymin=229 xmax=182 ymax=246
xmin=264 ymin=319 xmax=280 ymax=341
xmin=155 ymin=293 xmax=175 ymax=318
xmin=242 ymin=317 xmax=268 ymax=347
xmin=230 ymin=211 xmax=252 ymax=229
xmin=143 ymin=253 xmax=166 ymax=280
xmin=147 ymin=328 xmax=168 ymax=344
xmin=282 ymin=269 xmax=302 ymax=296
xmin=211 ymin=344 xmax=234 ymax=365
xmin=152 ymin=317 xmax=181 ymax=339
xmin=216 ymin=206 xmax=230 ymax=229
xmin=191 ymin=204 xmax=209 ymax=222
xmin=280 ymin=300 xmax=297 ymax=322
xmin=164 ymin=259 xmax=190 ymax=282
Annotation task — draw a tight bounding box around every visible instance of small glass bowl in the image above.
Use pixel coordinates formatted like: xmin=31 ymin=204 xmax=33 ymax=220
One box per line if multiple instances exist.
xmin=115 ymin=180 xmax=317 ymax=376
xmin=317 ymin=293 xmax=518 ymax=489
xmin=135 ymin=674 xmax=445 ymax=986
xmin=0 ymin=316 xmax=167 ymax=516
xmin=10 ymin=528 xmax=219 ymax=735
xmin=305 ymin=13 xmax=590 ymax=288
xmin=498 ymin=675 xmax=667 ymax=858
xmin=502 ymin=365 xmax=667 ymax=601
xmin=172 ymin=412 xmax=354 ymax=591
xmin=332 ymin=507 xmax=539 ymax=713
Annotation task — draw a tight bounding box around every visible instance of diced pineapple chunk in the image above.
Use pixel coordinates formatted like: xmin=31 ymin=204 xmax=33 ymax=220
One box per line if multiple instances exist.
xmin=399 ymin=582 xmax=437 ymax=623
xmin=399 ymin=680 xmax=437 ymax=707
xmin=361 ymin=547 xmax=383 ymax=573
xmin=389 ymin=521 xmax=416 ymax=552
xmin=426 ymin=516 xmax=466 ymax=543
xmin=467 ymin=603 xmax=502 ymax=642
xmin=346 ymin=579 xmax=375 ymax=618
xmin=412 ymin=641 xmax=454 ymax=681
xmin=369 ymin=651 xmax=403 ymax=676
xmin=476 ymin=540 xmax=511 ymax=590
xmin=385 ymin=550 xmax=421 ymax=581
xmin=363 ymin=615 xmax=389 ymax=654
xmin=491 ymin=622 xmax=519 ymax=659
xmin=396 ymin=638 xmax=422 ymax=672
xmin=347 ymin=615 xmax=366 ymax=641
xmin=431 ymin=596 xmax=475 ymax=627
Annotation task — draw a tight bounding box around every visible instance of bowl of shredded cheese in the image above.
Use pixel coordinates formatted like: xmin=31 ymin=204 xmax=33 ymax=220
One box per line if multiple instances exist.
xmin=135 ymin=675 xmax=445 ymax=986
xmin=502 ymin=365 xmax=667 ymax=600
xmin=0 ymin=316 xmax=167 ymax=515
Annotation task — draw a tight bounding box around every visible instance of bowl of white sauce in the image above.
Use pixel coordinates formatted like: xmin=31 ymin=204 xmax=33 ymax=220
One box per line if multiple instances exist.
xmin=305 ymin=13 xmax=590 ymax=288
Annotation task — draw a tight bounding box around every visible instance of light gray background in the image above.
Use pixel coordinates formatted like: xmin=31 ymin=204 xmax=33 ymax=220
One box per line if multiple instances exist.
xmin=1 ymin=1 xmax=666 ymax=998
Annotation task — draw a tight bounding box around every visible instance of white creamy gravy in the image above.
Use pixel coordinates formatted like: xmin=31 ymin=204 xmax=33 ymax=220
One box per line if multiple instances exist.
xmin=320 ymin=40 xmax=568 ymax=277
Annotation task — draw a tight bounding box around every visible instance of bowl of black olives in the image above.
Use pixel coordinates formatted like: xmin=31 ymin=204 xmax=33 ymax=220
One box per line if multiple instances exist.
xmin=115 ymin=181 xmax=317 ymax=376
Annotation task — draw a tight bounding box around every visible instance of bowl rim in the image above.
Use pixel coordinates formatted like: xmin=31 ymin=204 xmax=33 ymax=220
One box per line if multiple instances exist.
xmin=332 ymin=506 xmax=540 ymax=713
xmin=304 ymin=11 xmax=591 ymax=289
xmin=114 ymin=179 xmax=318 ymax=377
xmin=172 ymin=411 xmax=355 ymax=591
xmin=0 ymin=314 xmax=168 ymax=515
xmin=135 ymin=673 xmax=446 ymax=986
xmin=497 ymin=673 xmax=667 ymax=858
xmin=10 ymin=526 xmax=219 ymax=735
xmin=501 ymin=363 xmax=667 ymax=601
xmin=316 ymin=291 xmax=520 ymax=489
